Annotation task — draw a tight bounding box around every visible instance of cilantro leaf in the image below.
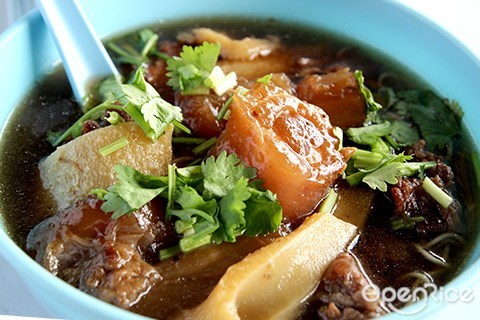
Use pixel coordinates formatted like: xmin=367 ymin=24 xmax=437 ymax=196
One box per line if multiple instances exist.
xmin=51 ymin=67 xmax=187 ymax=146
xmin=97 ymin=152 xmax=282 ymax=258
xmin=244 ymin=189 xmax=283 ymax=237
xmin=166 ymin=42 xmax=237 ymax=96
xmin=346 ymin=150 xmax=436 ymax=192
xmin=166 ymin=42 xmax=221 ymax=94
xmin=107 ymin=28 xmax=162 ymax=66
xmin=392 ymin=89 xmax=463 ymax=150
xmin=362 ymin=161 xmax=419 ymax=192
xmin=170 ymin=185 xmax=218 ymax=223
xmin=101 ymin=165 xmax=168 ymax=218
xmin=355 ymin=70 xmax=383 ymax=125
xmin=202 ymin=151 xmax=256 ymax=198
xmin=346 ymin=120 xmax=419 ymax=151
xmin=116 ymin=68 xmax=185 ymax=140
xmin=217 ymin=178 xmax=251 ymax=242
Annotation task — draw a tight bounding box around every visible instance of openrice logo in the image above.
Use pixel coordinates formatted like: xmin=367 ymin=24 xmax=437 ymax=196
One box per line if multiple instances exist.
xmin=361 ymin=283 xmax=474 ymax=315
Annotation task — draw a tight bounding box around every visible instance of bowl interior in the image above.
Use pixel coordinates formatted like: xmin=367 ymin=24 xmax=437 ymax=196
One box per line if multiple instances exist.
xmin=0 ymin=1 xmax=479 ymax=319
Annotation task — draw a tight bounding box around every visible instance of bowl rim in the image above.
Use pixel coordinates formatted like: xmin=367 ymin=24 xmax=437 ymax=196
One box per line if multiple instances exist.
xmin=0 ymin=1 xmax=479 ymax=319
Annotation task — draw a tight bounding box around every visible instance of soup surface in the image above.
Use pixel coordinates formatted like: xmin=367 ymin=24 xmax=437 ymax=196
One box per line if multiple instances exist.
xmin=0 ymin=17 xmax=479 ymax=319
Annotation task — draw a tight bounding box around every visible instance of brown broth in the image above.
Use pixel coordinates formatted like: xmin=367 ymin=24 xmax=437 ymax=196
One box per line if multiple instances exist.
xmin=0 ymin=17 xmax=478 ymax=319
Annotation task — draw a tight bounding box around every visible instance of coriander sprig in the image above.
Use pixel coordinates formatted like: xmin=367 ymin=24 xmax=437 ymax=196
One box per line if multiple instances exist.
xmin=107 ymin=28 xmax=167 ymax=67
xmin=166 ymin=42 xmax=237 ymax=96
xmin=51 ymin=67 xmax=187 ymax=146
xmin=97 ymin=151 xmax=282 ymax=259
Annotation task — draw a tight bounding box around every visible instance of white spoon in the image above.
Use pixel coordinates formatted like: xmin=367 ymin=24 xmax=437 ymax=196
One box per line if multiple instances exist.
xmin=36 ymin=0 xmax=120 ymax=108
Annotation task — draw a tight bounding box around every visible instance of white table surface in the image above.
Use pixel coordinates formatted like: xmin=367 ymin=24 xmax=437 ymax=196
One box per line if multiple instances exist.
xmin=0 ymin=0 xmax=479 ymax=319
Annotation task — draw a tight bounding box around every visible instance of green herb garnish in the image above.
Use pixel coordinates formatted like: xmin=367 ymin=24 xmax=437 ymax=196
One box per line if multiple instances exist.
xmin=107 ymin=28 xmax=166 ymax=66
xmin=422 ymin=176 xmax=453 ymax=208
xmin=346 ymin=150 xmax=436 ymax=192
xmin=392 ymin=90 xmax=463 ymax=150
xmin=98 ymin=151 xmax=282 ymax=258
xmin=166 ymin=42 xmax=237 ymax=96
xmin=355 ymin=70 xmax=383 ymax=125
xmin=51 ymin=68 xmax=187 ymax=146
xmin=50 ymin=100 xmax=123 ymax=146
xmin=115 ymin=67 xmax=187 ymax=140
xmin=391 ymin=215 xmax=426 ymax=230
xmin=346 ymin=121 xmax=419 ymax=153
xmin=99 ymin=137 xmax=129 ymax=157
xmin=166 ymin=42 xmax=220 ymax=95
xmin=257 ymin=73 xmax=273 ymax=84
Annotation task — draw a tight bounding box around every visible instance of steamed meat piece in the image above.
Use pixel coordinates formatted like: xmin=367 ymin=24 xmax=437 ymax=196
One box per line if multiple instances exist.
xmin=174 ymin=91 xmax=228 ymax=138
xmin=297 ymin=68 xmax=366 ymax=128
xmin=211 ymin=82 xmax=353 ymax=221
xmin=305 ymin=253 xmax=385 ymax=319
xmin=26 ymin=197 xmax=175 ymax=308
xmin=178 ymin=28 xmax=279 ymax=61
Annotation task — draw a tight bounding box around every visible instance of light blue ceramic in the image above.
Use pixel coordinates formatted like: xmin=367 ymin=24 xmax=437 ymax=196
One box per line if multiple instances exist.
xmin=0 ymin=1 xmax=479 ymax=319
xmin=36 ymin=0 xmax=120 ymax=106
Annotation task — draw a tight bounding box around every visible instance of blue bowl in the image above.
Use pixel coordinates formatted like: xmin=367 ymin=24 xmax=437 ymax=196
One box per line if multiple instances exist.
xmin=0 ymin=1 xmax=479 ymax=319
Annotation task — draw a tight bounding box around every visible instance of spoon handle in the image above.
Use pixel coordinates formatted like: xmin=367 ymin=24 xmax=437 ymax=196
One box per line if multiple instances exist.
xmin=36 ymin=0 xmax=120 ymax=107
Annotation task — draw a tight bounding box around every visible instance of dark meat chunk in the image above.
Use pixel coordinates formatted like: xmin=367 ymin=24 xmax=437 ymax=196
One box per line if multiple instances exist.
xmin=304 ymin=253 xmax=384 ymax=320
xmin=174 ymin=92 xmax=228 ymax=138
xmin=26 ymin=197 xmax=176 ymax=308
xmin=80 ymin=119 xmax=101 ymax=135
xmin=297 ymin=68 xmax=366 ymax=129
xmin=390 ymin=140 xmax=462 ymax=236
xmin=405 ymin=139 xmax=455 ymax=186
xmin=390 ymin=176 xmax=462 ymax=237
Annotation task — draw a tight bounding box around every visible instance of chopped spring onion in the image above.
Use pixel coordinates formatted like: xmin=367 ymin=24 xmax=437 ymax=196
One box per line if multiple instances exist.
xmin=159 ymin=245 xmax=181 ymax=261
xmin=167 ymin=164 xmax=176 ymax=210
xmin=192 ymin=137 xmax=217 ymax=155
xmin=217 ymin=94 xmax=234 ymax=121
xmin=51 ymin=102 xmax=123 ymax=147
xmin=391 ymin=215 xmax=425 ymax=230
xmin=105 ymin=111 xmax=123 ymax=125
xmin=422 ymin=176 xmax=453 ymax=208
xmin=318 ymin=188 xmax=338 ymax=213
xmin=99 ymin=137 xmax=129 ymax=157
xmin=216 ymin=86 xmax=249 ymax=121
xmin=172 ymin=137 xmax=206 ymax=144
xmin=256 ymin=73 xmax=272 ymax=84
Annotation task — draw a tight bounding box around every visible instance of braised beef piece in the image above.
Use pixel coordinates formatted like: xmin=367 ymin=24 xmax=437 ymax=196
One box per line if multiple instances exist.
xmin=26 ymin=197 xmax=177 ymax=308
xmin=79 ymin=109 xmax=132 ymax=137
xmin=80 ymin=119 xmax=101 ymax=135
xmin=390 ymin=140 xmax=462 ymax=237
xmin=174 ymin=92 xmax=228 ymax=139
xmin=303 ymin=253 xmax=385 ymax=320
xmin=405 ymin=139 xmax=455 ymax=186
xmin=297 ymin=68 xmax=366 ymax=129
